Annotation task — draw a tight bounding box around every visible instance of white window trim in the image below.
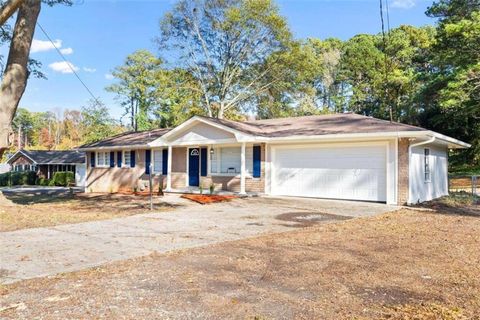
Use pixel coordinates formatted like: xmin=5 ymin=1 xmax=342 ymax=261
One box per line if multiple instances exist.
xmin=96 ymin=151 xmax=110 ymax=168
xmin=122 ymin=150 xmax=131 ymax=168
xmin=209 ymin=146 xmax=254 ymax=177
xmin=424 ymin=148 xmax=431 ymax=183
xmin=152 ymin=149 xmax=164 ymax=174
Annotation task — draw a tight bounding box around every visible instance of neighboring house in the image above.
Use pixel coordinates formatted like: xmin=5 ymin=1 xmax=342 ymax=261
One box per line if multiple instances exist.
xmin=7 ymin=149 xmax=87 ymax=187
xmin=0 ymin=163 xmax=11 ymax=174
xmin=78 ymin=113 xmax=470 ymax=205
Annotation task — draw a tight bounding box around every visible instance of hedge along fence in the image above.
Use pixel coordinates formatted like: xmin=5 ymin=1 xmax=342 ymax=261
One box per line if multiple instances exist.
xmin=0 ymin=171 xmax=37 ymax=187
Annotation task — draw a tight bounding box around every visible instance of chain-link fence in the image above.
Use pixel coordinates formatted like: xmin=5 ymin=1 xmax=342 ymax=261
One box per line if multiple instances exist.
xmin=449 ymin=175 xmax=479 ymax=197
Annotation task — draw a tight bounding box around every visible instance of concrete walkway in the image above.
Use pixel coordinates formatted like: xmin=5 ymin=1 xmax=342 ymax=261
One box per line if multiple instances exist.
xmin=0 ymin=195 xmax=398 ymax=284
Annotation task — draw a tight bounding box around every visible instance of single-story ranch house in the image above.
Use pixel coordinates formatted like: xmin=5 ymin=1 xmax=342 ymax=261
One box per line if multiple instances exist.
xmin=7 ymin=149 xmax=87 ymax=186
xmin=79 ymin=113 xmax=469 ymax=205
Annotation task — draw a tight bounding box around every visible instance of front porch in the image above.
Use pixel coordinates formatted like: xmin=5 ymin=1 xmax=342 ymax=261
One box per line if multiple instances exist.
xmin=162 ymin=143 xmax=265 ymax=195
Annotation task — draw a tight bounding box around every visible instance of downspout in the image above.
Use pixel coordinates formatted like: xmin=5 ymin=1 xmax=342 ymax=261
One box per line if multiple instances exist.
xmin=407 ymin=135 xmax=436 ymax=204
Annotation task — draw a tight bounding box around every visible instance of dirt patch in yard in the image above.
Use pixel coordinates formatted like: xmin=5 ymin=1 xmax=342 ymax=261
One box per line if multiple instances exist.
xmin=276 ymin=211 xmax=351 ymax=227
xmin=1 ymin=203 xmax=479 ymax=319
xmin=0 ymin=192 xmax=177 ymax=232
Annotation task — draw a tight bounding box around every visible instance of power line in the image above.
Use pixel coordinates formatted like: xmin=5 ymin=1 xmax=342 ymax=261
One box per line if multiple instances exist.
xmin=379 ymin=0 xmax=393 ymax=122
xmin=36 ymin=22 xmax=101 ymax=106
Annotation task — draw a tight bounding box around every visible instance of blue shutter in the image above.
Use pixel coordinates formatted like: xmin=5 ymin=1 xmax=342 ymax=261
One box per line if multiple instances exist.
xmin=110 ymin=151 xmax=115 ymax=168
xmin=200 ymin=147 xmax=207 ymax=177
xmin=90 ymin=152 xmax=95 ymax=168
xmin=117 ymin=151 xmax=122 ymax=167
xmin=130 ymin=150 xmax=136 ymax=168
xmin=145 ymin=150 xmax=151 ymax=174
xmin=162 ymin=149 xmax=168 ymax=175
xmin=253 ymin=145 xmax=261 ymax=178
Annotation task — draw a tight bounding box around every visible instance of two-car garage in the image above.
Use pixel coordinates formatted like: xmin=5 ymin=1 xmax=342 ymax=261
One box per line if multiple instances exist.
xmin=270 ymin=143 xmax=388 ymax=202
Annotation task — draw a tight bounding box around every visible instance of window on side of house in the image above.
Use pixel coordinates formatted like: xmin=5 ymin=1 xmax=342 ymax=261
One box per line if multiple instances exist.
xmin=153 ymin=149 xmax=162 ymax=173
xmin=123 ymin=150 xmax=131 ymax=167
xmin=96 ymin=151 xmax=110 ymax=167
xmin=424 ymin=148 xmax=431 ymax=182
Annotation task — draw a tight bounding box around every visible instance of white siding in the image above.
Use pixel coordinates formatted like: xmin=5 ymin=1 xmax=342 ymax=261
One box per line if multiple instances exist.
xmin=170 ymin=122 xmax=235 ymax=144
xmin=409 ymin=144 xmax=448 ymax=204
xmin=75 ymin=164 xmax=86 ymax=187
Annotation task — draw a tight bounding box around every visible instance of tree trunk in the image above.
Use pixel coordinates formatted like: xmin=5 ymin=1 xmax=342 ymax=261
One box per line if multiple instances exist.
xmin=218 ymin=101 xmax=225 ymax=119
xmin=0 ymin=0 xmax=41 ymax=159
xmin=0 ymin=0 xmax=24 ymax=26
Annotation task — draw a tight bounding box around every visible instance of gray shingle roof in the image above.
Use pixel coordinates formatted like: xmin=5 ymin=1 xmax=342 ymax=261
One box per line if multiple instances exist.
xmin=200 ymin=113 xmax=426 ymax=137
xmin=80 ymin=113 xmax=427 ymax=149
xmin=14 ymin=150 xmax=85 ymax=164
xmin=79 ymin=128 xmax=171 ymax=148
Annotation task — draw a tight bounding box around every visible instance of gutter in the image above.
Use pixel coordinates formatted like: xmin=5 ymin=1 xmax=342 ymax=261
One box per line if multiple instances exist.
xmin=407 ymin=136 xmax=436 ymax=204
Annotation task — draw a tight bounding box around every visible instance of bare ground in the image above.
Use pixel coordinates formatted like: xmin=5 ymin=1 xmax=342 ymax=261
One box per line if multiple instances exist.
xmin=1 ymin=201 xmax=479 ymax=319
xmin=0 ymin=192 xmax=175 ymax=232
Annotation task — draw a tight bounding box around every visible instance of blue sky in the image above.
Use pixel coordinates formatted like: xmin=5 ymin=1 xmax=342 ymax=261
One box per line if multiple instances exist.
xmin=1 ymin=0 xmax=435 ymax=120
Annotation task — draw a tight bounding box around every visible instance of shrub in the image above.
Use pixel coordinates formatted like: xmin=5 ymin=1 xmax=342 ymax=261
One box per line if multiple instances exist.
xmin=38 ymin=178 xmax=50 ymax=186
xmin=209 ymin=183 xmax=215 ymax=195
xmin=51 ymin=171 xmax=75 ymax=187
xmin=0 ymin=171 xmax=37 ymax=186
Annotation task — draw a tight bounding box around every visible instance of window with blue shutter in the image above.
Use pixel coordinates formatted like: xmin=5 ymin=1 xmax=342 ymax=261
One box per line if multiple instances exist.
xmin=90 ymin=152 xmax=95 ymax=168
xmin=145 ymin=150 xmax=151 ymax=174
xmin=130 ymin=150 xmax=136 ymax=167
xmin=162 ymin=149 xmax=168 ymax=175
xmin=110 ymin=151 xmax=115 ymax=168
xmin=200 ymin=147 xmax=207 ymax=176
xmin=253 ymin=145 xmax=261 ymax=178
xmin=117 ymin=151 xmax=122 ymax=167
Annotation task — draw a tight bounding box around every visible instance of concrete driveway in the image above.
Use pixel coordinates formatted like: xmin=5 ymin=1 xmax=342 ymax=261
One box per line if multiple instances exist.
xmin=0 ymin=194 xmax=397 ymax=284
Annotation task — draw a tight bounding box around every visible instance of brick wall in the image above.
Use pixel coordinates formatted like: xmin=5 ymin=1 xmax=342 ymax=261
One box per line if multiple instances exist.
xmin=398 ymin=138 xmax=410 ymax=205
xmin=85 ymin=145 xmax=265 ymax=194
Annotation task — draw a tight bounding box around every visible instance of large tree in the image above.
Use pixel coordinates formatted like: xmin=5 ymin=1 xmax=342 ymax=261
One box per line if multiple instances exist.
xmin=106 ymin=50 xmax=163 ymax=131
xmin=80 ymin=99 xmax=122 ymax=144
xmin=157 ymin=0 xmax=292 ymax=119
xmin=422 ymin=0 xmax=480 ymax=165
xmin=0 ymin=0 xmax=70 ymax=159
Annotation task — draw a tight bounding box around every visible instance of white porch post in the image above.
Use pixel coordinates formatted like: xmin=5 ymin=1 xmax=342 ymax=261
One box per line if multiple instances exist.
xmin=47 ymin=164 xmax=50 ymax=179
xmin=166 ymin=145 xmax=172 ymax=191
xmin=240 ymin=142 xmax=246 ymax=194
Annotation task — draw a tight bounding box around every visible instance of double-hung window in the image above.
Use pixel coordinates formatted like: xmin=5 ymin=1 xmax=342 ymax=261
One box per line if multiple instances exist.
xmin=424 ymin=148 xmax=431 ymax=182
xmin=97 ymin=151 xmax=110 ymax=167
xmin=123 ymin=151 xmax=131 ymax=167
xmin=153 ymin=149 xmax=162 ymax=173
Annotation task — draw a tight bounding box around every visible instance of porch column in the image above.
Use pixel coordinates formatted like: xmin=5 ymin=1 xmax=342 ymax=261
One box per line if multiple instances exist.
xmin=166 ymin=145 xmax=172 ymax=191
xmin=240 ymin=142 xmax=246 ymax=194
xmin=47 ymin=164 xmax=50 ymax=179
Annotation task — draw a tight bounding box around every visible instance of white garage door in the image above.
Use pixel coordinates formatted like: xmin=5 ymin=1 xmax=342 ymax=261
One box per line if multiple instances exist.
xmin=271 ymin=144 xmax=387 ymax=202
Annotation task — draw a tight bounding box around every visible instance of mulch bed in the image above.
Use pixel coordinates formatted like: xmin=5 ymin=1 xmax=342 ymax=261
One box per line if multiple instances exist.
xmin=181 ymin=194 xmax=237 ymax=204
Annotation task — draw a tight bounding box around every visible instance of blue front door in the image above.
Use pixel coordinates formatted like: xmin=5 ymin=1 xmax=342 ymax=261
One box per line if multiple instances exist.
xmin=188 ymin=148 xmax=200 ymax=186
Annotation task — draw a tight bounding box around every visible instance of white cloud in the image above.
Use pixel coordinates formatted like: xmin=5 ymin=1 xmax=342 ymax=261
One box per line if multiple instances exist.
xmin=105 ymin=73 xmax=114 ymax=80
xmin=48 ymin=61 xmax=79 ymax=74
xmin=83 ymin=67 xmax=97 ymax=73
xmin=31 ymin=39 xmax=62 ymax=53
xmin=60 ymin=47 xmax=73 ymax=55
xmin=391 ymin=0 xmax=416 ymax=9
